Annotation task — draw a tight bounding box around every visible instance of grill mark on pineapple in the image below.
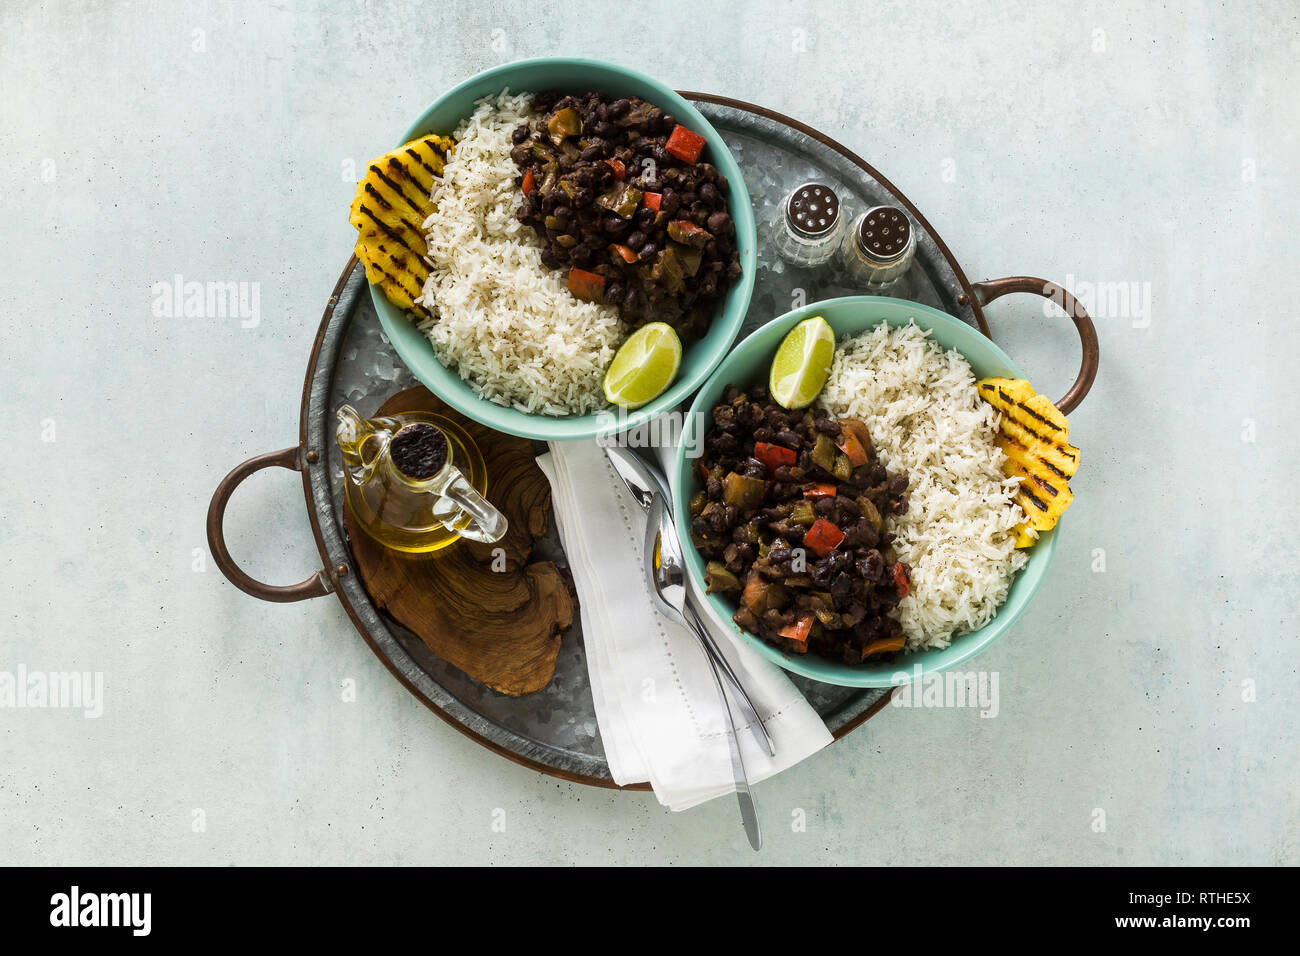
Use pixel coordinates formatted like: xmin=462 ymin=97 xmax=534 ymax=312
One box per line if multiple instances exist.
xmin=362 ymin=182 xmax=394 ymax=211
xmin=366 ymin=163 xmax=425 ymax=215
xmin=384 ymin=155 xmax=428 ymax=195
xmin=405 ymin=145 xmax=442 ymax=180
xmin=375 ymin=266 xmax=428 ymax=316
xmin=1000 ymin=409 xmax=1079 ymax=462
xmin=367 ymin=262 xmax=418 ymax=301
xmin=987 ymin=386 xmax=1067 ymax=445
xmin=377 ymin=159 xmax=431 ymax=214
xmin=1002 ymin=437 xmax=1072 ymax=482
xmin=356 ymin=187 xmax=427 ymax=251
xmin=1000 ymin=409 xmax=1051 ymax=446
xmin=1019 ymin=487 xmax=1050 ymax=513
xmin=358 ymin=204 xmax=418 ymax=252
xmin=400 ymin=220 xmax=426 ymax=247
xmin=380 ymin=258 xmax=425 ymax=296
xmin=361 ymin=245 xmax=420 ymax=294
xmin=375 ymin=241 xmax=428 ymax=280
xmin=1008 ymin=460 xmax=1061 ymax=497
xmin=1031 ymin=474 xmax=1059 ymax=496
xmin=1016 ymin=400 xmax=1065 ymax=432
xmin=426 ymin=135 xmax=454 ymax=155
xmin=357 ymin=237 xmax=428 ymax=314
xmin=1029 ymin=454 xmax=1071 ymax=480
xmin=1000 ymin=434 xmax=1066 ymax=472
xmin=986 ymin=386 xmax=1071 ymax=444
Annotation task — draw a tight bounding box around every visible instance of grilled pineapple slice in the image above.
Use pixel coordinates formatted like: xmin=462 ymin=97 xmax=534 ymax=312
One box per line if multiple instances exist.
xmin=349 ymin=135 xmax=454 ymax=318
xmin=976 ymin=377 xmax=1080 ymax=541
xmin=1012 ymin=524 xmax=1039 ymax=549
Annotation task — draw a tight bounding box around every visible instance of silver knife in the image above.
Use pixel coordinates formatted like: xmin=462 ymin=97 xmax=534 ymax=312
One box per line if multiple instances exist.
xmin=646 ymin=491 xmax=762 ymax=851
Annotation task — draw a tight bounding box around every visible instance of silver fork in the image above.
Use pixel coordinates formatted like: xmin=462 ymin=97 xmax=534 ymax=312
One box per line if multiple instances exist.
xmin=604 ymin=445 xmax=775 ymax=757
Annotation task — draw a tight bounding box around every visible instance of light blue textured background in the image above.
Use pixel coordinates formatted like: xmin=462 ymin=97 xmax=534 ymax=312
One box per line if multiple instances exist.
xmin=1 ymin=0 xmax=1295 ymax=864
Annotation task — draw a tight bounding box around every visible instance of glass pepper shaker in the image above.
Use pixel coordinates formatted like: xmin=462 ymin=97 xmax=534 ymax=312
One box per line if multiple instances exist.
xmin=840 ymin=205 xmax=917 ymax=289
xmin=771 ymin=182 xmax=844 ymax=268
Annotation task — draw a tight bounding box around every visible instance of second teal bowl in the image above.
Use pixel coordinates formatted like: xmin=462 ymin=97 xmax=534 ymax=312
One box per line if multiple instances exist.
xmin=373 ymin=57 xmax=757 ymax=441
xmin=672 ymin=296 xmax=1059 ymax=688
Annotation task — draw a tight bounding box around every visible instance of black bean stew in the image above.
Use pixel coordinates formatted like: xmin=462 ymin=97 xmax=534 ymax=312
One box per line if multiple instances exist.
xmin=510 ymin=91 xmax=742 ymax=340
xmin=691 ymin=385 xmax=912 ymax=664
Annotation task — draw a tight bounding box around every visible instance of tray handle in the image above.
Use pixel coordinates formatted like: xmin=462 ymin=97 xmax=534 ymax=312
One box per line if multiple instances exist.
xmin=207 ymin=445 xmax=335 ymax=603
xmin=968 ymin=276 xmax=1099 ymax=414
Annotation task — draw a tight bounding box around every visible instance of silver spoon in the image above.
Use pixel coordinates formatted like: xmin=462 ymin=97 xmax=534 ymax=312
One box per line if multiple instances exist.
xmin=645 ymin=491 xmax=762 ymax=851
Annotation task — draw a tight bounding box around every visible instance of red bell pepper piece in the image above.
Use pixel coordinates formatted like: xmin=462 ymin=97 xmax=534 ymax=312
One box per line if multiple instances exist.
xmin=665 ymin=124 xmax=706 ymax=163
xmin=837 ymin=433 xmax=870 ymax=468
xmin=861 ymin=635 xmax=905 ymax=659
xmin=641 ymin=191 xmax=662 ymax=212
xmin=803 ymin=483 xmax=838 ymax=499
xmin=521 ymin=168 xmax=535 ymax=196
xmin=804 ymin=518 xmax=846 ymax=557
xmin=568 ymin=267 xmax=605 ymax=302
xmin=606 ymin=158 xmax=626 ymax=180
xmin=669 ymin=219 xmax=709 ymax=243
xmin=892 ymin=562 xmax=910 ymax=598
xmin=609 ymin=243 xmax=638 ymax=264
xmin=779 ymin=614 xmax=814 ymax=644
xmin=839 ymin=420 xmax=874 ymax=460
xmin=753 ymin=441 xmax=796 ymax=474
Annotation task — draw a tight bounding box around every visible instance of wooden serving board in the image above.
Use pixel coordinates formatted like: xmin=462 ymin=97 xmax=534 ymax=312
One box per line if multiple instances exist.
xmin=342 ymin=386 xmax=577 ymax=697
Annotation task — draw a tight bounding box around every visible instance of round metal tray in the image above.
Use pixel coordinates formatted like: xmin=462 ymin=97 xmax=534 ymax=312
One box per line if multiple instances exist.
xmin=208 ymin=95 xmax=1097 ymax=788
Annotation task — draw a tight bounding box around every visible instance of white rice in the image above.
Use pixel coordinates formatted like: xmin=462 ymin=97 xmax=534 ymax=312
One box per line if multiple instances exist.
xmin=415 ymin=90 xmax=627 ymax=416
xmin=819 ymin=321 xmax=1028 ymax=650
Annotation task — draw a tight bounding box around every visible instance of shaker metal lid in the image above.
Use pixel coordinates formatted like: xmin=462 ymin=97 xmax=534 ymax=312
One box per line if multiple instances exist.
xmin=786 ymin=182 xmax=840 ymax=238
xmin=854 ymin=206 xmax=912 ymax=262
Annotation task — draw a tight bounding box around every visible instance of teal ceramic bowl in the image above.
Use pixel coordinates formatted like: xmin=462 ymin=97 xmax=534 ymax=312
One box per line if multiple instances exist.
xmin=672 ymin=296 xmax=1059 ymax=688
xmin=372 ymin=57 xmax=757 ymax=441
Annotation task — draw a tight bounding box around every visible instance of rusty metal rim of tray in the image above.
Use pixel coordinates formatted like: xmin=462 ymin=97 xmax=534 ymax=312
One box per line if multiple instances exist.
xmin=206 ymin=94 xmax=1099 ymax=790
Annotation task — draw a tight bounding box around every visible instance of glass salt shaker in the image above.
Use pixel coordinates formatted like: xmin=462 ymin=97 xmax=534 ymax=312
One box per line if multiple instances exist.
xmin=771 ymin=182 xmax=844 ymax=268
xmin=840 ymin=205 xmax=917 ymax=289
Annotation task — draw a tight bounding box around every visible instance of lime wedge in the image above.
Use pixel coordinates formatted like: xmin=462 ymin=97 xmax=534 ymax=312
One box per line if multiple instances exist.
xmin=603 ymin=322 xmax=683 ymax=409
xmin=769 ymin=315 xmax=835 ymax=409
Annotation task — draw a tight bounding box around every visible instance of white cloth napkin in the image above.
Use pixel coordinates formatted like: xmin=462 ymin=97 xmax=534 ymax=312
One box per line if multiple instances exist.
xmin=536 ymin=439 xmax=833 ymax=811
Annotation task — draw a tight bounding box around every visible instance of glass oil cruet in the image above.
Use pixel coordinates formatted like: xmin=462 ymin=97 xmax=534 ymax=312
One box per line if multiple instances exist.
xmin=336 ymin=405 xmax=507 ymax=554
